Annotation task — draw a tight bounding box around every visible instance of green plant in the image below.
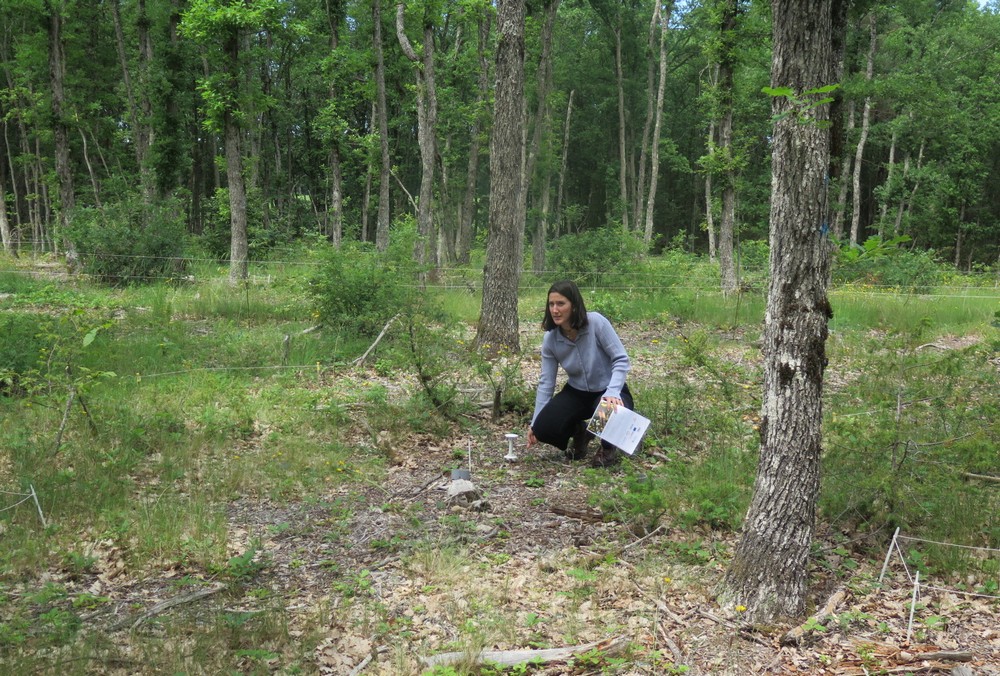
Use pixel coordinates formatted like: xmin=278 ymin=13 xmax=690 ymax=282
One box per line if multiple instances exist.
xmin=307 ymin=218 xmax=422 ymax=336
xmin=66 ymin=195 xmax=189 ymax=285
xmin=547 ymin=227 xmax=647 ymax=285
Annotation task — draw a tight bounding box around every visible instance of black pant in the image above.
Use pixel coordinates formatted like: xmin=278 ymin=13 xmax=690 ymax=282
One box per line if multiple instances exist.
xmin=531 ymin=383 xmax=634 ymax=451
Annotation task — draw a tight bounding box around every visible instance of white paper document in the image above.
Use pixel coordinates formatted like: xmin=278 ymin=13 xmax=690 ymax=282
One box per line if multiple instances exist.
xmin=586 ymin=401 xmax=651 ymax=456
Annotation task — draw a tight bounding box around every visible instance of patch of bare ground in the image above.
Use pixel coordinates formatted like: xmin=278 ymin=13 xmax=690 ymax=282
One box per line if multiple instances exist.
xmin=7 ymin=323 xmax=997 ymax=675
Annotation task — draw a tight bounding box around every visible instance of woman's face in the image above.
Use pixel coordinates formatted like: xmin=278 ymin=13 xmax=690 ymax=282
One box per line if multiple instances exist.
xmin=547 ymin=292 xmax=573 ymax=329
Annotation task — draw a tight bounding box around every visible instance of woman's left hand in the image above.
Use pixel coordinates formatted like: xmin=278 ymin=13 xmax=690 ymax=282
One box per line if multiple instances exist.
xmin=602 ymin=396 xmax=623 ymax=408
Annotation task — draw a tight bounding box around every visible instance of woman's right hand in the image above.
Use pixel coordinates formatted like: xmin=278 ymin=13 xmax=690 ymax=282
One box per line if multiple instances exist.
xmin=526 ymin=427 xmax=537 ymax=448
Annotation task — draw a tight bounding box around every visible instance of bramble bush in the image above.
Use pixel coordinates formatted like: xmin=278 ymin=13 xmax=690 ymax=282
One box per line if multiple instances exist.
xmin=833 ymin=235 xmax=943 ymax=293
xmin=307 ymin=220 xmax=422 ymax=336
xmin=67 ymin=196 xmax=188 ymax=285
xmin=547 ymin=227 xmax=646 ymax=285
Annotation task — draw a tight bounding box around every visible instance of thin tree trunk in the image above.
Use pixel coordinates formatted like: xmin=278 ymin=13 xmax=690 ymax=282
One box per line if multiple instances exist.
xmin=721 ymin=0 xmax=841 ymax=624
xmin=832 ymin=100 xmax=854 ymax=240
xmin=643 ymin=1 xmax=674 ymax=246
xmin=526 ymin=0 xmax=559 ymax=274
xmin=849 ymin=12 xmax=876 ymax=246
xmin=717 ymin=0 xmax=738 ymax=293
xmin=223 ymin=28 xmax=248 ymax=283
xmin=613 ymin=25 xmax=629 ymax=231
xmin=326 ymin=0 xmax=346 ymax=247
xmin=877 ymin=126 xmax=897 ymax=237
xmin=477 ymin=0 xmax=525 ymax=354
xmin=373 ymin=0 xmax=391 ymax=252
xmin=635 ymin=3 xmax=661 ymax=234
xmin=79 ymin=127 xmax=101 ymax=208
xmin=0 ymin=162 xmax=12 ymax=254
xmin=396 ymin=3 xmax=438 ymax=269
xmin=553 ymin=90 xmax=573 ymax=238
xmin=46 ymin=0 xmax=76 ymax=262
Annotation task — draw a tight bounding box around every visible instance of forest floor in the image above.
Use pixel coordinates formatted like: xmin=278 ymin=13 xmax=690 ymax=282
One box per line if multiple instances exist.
xmin=3 ymin=289 xmax=998 ymax=674
xmin=62 ymin=345 xmax=1000 ymax=675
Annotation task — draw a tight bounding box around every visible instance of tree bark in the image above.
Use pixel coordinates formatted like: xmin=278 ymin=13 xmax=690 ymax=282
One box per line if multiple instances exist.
xmin=326 ymin=0 xmax=346 ymax=247
xmin=477 ymin=0 xmax=525 ymax=354
xmin=721 ymin=0 xmax=840 ymax=624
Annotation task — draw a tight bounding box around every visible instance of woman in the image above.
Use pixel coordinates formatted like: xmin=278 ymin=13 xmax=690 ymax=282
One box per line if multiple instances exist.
xmin=526 ymin=280 xmax=634 ymax=467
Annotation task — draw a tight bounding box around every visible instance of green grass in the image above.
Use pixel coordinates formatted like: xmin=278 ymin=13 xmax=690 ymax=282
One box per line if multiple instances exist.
xmin=1 ymin=251 xmax=998 ymax=672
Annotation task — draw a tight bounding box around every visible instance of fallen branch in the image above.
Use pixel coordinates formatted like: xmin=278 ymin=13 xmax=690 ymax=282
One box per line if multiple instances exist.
xmin=354 ymin=314 xmax=400 ymax=366
xmin=421 ymin=635 xmax=629 ymax=669
xmin=780 ymin=587 xmax=846 ymax=645
xmin=961 ymin=471 xmax=1000 ymax=484
xmin=898 ymin=650 xmax=973 ymax=664
xmin=110 ymin=582 xmax=226 ymax=631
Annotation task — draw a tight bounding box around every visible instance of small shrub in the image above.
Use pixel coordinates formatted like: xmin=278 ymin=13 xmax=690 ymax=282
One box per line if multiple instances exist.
xmin=833 ymin=235 xmax=943 ymax=293
xmin=0 ymin=313 xmax=43 ymax=396
xmin=307 ymin=219 xmax=422 ymax=336
xmin=67 ymin=196 xmax=188 ymax=285
xmin=547 ymin=227 xmax=646 ymax=285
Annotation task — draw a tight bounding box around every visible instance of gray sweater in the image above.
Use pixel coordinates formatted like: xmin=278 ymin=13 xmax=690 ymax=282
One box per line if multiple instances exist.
xmin=531 ymin=311 xmax=631 ymax=424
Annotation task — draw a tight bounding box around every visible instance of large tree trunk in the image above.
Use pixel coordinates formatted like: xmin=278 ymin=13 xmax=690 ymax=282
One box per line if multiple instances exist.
xmin=476 ymin=0 xmax=525 ymax=354
xmin=849 ymin=12 xmax=876 ymax=246
xmin=373 ymin=0 xmax=391 ymax=252
xmin=642 ymin=1 xmax=673 ymax=247
xmin=223 ymin=28 xmax=248 ymax=283
xmin=720 ymin=0 xmax=841 ymax=624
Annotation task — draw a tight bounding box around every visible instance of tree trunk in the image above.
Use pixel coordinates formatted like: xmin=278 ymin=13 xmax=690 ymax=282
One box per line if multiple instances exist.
xmin=720 ymin=0 xmax=840 ymax=624
xmin=0 ymin=155 xmax=12 ymax=254
xmin=373 ymin=0 xmax=391 ymax=252
xmin=833 ymin=100 xmax=854 ymax=240
xmin=223 ymin=28 xmax=248 ymax=283
xmin=613 ymin=25 xmax=629 ymax=231
xmin=396 ymin=3 xmax=438 ymax=269
xmin=717 ymin=0 xmax=738 ymax=294
xmin=635 ymin=3 xmax=660 ymax=235
xmin=477 ymin=0 xmax=525 ymax=354
xmin=643 ymin=1 xmax=673 ymax=247
xmin=553 ymin=89 xmax=573 ymax=238
xmin=526 ymin=0 xmax=559 ymax=274
xmin=326 ymin=0 xmax=346 ymax=247
xmin=849 ymin=13 xmax=876 ymax=246
xmin=46 ymin=0 xmax=76 ymax=261
xmin=877 ymin=126 xmax=897 ymax=238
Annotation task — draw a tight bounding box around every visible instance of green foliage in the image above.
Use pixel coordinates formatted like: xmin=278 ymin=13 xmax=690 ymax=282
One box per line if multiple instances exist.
xmin=546 ymin=227 xmax=647 ymax=285
xmin=0 ymin=313 xmax=44 ymax=395
xmin=66 ymin=197 xmax=189 ymax=285
xmin=308 ymin=220 xmax=422 ymax=336
xmin=197 ymin=187 xmax=289 ymax=261
xmin=833 ymin=236 xmax=943 ymax=293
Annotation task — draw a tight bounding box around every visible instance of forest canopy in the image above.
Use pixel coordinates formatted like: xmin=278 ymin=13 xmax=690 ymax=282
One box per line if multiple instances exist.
xmin=1 ymin=0 xmax=999 ymax=274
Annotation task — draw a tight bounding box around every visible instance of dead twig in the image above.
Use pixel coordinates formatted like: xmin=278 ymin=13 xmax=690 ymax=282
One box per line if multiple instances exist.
xmin=110 ymin=582 xmax=226 ymax=631
xmin=354 ymin=314 xmax=400 ymax=366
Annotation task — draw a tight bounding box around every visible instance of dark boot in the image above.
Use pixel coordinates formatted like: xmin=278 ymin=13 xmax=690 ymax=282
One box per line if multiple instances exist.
xmin=566 ymin=421 xmax=591 ymax=460
xmin=590 ymin=442 xmax=620 ymax=468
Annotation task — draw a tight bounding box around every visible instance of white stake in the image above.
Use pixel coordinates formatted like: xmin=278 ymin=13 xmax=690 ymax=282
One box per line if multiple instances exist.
xmin=29 ymin=484 xmax=47 ymax=529
xmin=504 ymin=434 xmax=519 ymax=461
xmin=906 ymin=570 xmax=920 ymax=644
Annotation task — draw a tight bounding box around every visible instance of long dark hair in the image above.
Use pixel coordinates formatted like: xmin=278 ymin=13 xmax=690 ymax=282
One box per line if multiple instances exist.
xmin=542 ymin=280 xmax=589 ymax=331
